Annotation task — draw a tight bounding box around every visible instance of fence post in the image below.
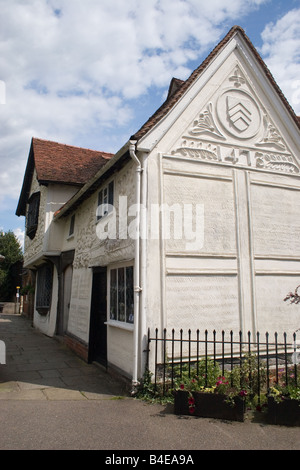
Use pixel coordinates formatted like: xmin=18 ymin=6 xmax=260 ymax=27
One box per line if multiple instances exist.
xmin=257 ymin=331 xmax=260 ymax=405
xmin=221 ymin=330 xmax=225 ymax=376
xmin=275 ymin=332 xmax=279 ymax=383
xmin=247 ymin=331 xmax=252 ymax=391
xmin=171 ymin=329 xmax=175 ymax=389
xmin=293 ymin=332 xmax=298 ymax=387
xmin=230 ymin=330 xmax=233 ymax=385
xmin=180 ymin=329 xmax=183 ymax=378
xmin=239 ymin=331 xmax=243 ymax=388
xmin=213 ymin=330 xmax=216 ymax=365
xmin=196 ymin=329 xmax=200 ymax=376
xmin=188 ymin=329 xmax=191 ymax=377
xmin=154 ymin=328 xmax=158 ymax=390
xmin=162 ymin=329 xmax=167 ymax=395
xmin=205 ymin=330 xmax=208 ymax=387
xmin=284 ymin=332 xmax=288 ymax=387
xmin=266 ymin=331 xmax=269 ymax=390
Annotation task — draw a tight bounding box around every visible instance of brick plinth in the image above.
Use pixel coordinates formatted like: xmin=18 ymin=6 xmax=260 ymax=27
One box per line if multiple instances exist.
xmin=64 ymin=333 xmax=89 ymax=362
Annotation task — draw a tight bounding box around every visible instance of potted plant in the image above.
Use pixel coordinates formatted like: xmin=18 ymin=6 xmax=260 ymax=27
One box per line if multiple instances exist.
xmin=173 ymin=359 xmax=248 ymax=422
xmin=267 ymin=372 xmax=300 ymax=426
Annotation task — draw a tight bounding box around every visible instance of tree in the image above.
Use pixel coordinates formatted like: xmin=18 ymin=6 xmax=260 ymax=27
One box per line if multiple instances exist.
xmin=0 ymin=231 xmax=23 ymax=301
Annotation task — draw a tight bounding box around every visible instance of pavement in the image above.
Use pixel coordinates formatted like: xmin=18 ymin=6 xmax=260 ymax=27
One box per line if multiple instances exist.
xmin=0 ymin=313 xmax=300 ymax=452
xmin=0 ymin=313 xmax=128 ymax=401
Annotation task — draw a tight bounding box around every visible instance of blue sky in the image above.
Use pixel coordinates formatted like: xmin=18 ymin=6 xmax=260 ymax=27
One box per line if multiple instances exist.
xmin=0 ymin=0 xmax=299 ymax=248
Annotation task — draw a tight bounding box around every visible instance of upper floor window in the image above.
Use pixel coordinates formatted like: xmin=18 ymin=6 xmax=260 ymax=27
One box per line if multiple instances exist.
xmin=26 ymin=192 xmax=40 ymax=239
xmin=69 ymin=214 xmax=75 ymax=237
xmin=97 ymin=181 xmax=114 ymax=221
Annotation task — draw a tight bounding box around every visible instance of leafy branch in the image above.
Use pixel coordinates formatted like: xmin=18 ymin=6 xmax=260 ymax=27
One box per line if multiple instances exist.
xmin=284 ymin=285 xmax=300 ymax=305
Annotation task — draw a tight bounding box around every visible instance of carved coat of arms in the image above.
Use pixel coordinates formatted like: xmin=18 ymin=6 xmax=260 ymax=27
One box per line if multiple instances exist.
xmin=226 ymin=96 xmax=252 ymax=132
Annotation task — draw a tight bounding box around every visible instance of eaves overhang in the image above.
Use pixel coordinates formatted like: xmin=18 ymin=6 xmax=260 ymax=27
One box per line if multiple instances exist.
xmin=54 ymin=140 xmax=133 ymax=220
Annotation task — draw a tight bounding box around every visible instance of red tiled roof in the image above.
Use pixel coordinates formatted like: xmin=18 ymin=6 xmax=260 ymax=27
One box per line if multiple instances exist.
xmin=32 ymin=138 xmax=113 ymax=185
xmin=16 ymin=138 xmax=113 ymax=216
xmin=131 ymin=26 xmax=300 ymax=141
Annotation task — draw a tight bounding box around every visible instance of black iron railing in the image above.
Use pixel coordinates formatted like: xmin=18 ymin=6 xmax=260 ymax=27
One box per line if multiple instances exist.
xmin=146 ymin=328 xmax=299 ymax=397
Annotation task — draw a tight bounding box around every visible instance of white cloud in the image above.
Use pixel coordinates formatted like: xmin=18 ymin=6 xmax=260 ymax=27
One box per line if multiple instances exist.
xmin=13 ymin=228 xmax=25 ymax=250
xmin=260 ymin=8 xmax=300 ymax=115
xmin=1 ymin=0 xmax=299 ymax=230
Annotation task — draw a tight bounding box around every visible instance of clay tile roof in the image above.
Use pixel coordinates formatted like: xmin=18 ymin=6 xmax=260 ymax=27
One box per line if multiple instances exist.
xmin=16 ymin=138 xmax=113 ymax=216
xmin=32 ymin=138 xmax=113 ymax=185
xmin=166 ymin=78 xmax=185 ymax=100
xmin=131 ymin=25 xmax=300 ymax=141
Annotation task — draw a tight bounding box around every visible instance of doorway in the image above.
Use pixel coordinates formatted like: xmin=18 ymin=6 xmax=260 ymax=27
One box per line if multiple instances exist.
xmin=89 ymin=267 xmax=107 ymax=366
xmin=62 ymin=265 xmax=73 ymax=334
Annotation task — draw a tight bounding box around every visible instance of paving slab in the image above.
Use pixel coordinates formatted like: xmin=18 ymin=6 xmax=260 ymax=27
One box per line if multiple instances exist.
xmin=42 ymin=388 xmax=86 ymax=400
xmin=0 ymin=314 xmax=128 ymax=401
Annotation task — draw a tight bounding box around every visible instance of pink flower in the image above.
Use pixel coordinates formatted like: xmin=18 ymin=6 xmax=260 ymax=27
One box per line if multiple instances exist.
xmin=239 ymin=390 xmax=247 ymax=397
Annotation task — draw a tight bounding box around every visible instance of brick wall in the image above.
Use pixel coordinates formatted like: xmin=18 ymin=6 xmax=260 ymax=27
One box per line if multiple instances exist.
xmin=64 ymin=333 xmax=89 ymax=362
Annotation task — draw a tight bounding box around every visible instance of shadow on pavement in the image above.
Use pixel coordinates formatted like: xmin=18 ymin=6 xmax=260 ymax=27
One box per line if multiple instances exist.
xmin=0 ymin=314 xmax=129 ymax=400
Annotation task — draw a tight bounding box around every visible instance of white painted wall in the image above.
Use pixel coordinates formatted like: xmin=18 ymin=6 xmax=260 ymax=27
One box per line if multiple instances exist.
xmin=65 ymin=161 xmax=136 ymax=374
xmin=143 ymin=42 xmax=300 ymax=348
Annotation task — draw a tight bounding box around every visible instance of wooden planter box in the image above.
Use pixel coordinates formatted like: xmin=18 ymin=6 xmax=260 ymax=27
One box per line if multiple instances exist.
xmin=267 ymin=397 xmax=300 ymax=426
xmin=174 ymin=390 xmax=245 ymax=422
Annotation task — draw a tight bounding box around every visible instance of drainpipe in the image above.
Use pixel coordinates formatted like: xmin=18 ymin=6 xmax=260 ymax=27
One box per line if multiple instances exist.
xmin=129 ymin=140 xmax=142 ymax=393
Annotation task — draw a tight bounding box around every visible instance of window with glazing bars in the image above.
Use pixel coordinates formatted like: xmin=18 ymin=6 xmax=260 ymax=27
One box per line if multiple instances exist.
xmin=97 ymin=181 xmax=114 ymax=220
xmin=36 ymin=263 xmax=53 ymax=314
xmin=110 ymin=266 xmax=134 ymax=323
xmin=26 ymin=192 xmax=40 ymax=239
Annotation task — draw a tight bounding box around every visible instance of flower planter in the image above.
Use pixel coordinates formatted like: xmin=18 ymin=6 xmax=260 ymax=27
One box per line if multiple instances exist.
xmin=267 ymin=397 xmax=300 ymax=426
xmin=174 ymin=390 xmax=245 ymax=422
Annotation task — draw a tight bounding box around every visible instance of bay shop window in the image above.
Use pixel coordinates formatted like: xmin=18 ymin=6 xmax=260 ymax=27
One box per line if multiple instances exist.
xmin=109 ymin=265 xmax=134 ymax=324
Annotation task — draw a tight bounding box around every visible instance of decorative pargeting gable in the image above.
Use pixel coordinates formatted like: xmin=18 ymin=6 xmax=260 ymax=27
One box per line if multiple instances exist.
xmin=138 ymin=26 xmax=300 ymax=341
xmin=170 ymin=63 xmax=299 ymax=174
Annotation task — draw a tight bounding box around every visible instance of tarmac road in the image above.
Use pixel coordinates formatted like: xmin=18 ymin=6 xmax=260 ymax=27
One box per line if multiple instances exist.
xmin=0 ymin=314 xmax=299 ymax=452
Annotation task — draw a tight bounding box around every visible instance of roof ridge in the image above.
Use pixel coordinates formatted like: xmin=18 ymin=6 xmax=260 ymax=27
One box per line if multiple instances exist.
xmin=131 ymin=25 xmax=300 ymax=141
xmin=32 ymin=137 xmax=114 ymax=157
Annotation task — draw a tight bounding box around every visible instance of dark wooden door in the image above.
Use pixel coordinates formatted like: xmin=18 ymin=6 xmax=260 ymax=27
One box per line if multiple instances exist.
xmin=89 ymin=268 xmax=107 ymax=366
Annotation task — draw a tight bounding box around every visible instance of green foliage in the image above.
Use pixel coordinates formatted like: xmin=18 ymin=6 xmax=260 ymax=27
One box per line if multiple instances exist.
xmin=136 ymin=368 xmax=174 ymax=404
xmin=174 ymin=358 xmax=224 ymax=392
xmin=268 ymin=365 xmax=300 ymax=403
xmin=138 ymin=354 xmax=272 ymax=413
xmin=0 ymin=231 xmax=23 ymax=301
xmin=230 ymin=353 xmax=267 ymax=395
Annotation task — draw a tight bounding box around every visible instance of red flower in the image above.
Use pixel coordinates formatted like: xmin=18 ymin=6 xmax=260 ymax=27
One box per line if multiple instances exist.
xmin=180 ymin=384 xmax=184 ymax=390
xmin=188 ymin=396 xmax=195 ymax=405
xmin=189 ymin=406 xmax=195 ymax=414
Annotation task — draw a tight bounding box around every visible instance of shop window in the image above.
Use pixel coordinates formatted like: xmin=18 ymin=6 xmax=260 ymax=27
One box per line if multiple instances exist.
xmin=109 ymin=265 xmax=134 ymax=324
xmin=36 ymin=263 xmax=53 ymax=315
